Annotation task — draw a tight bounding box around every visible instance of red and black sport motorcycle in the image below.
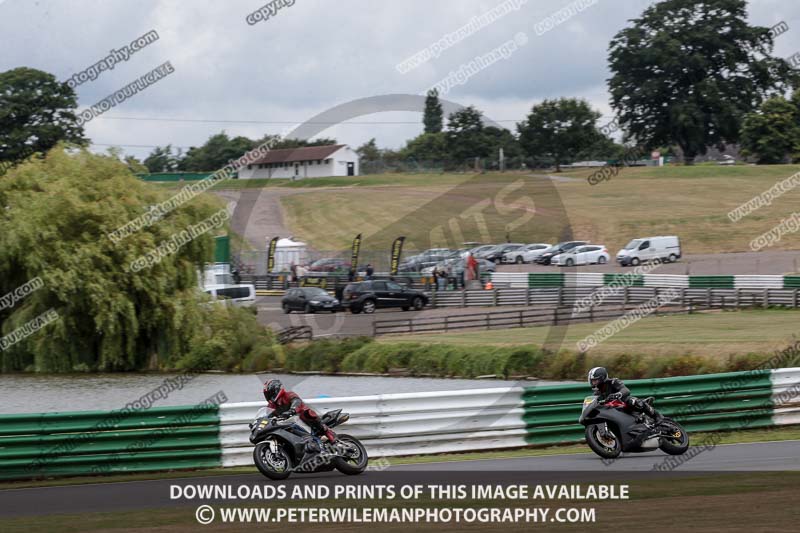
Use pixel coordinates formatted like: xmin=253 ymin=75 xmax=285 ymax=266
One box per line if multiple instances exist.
xmin=579 ymin=395 xmax=689 ymax=459
xmin=249 ymin=407 xmax=368 ymax=480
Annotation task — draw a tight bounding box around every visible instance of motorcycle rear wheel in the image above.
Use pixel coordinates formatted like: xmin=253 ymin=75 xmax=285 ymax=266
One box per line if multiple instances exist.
xmin=333 ymin=434 xmax=369 ymax=475
xmin=658 ymin=418 xmax=690 ymax=455
xmin=253 ymin=440 xmax=293 ymax=480
xmin=585 ymin=424 xmax=622 ymax=459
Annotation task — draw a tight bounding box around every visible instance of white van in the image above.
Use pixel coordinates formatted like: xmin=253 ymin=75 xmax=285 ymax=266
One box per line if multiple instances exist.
xmin=204 ymin=284 xmax=257 ymax=308
xmin=616 ymin=236 xmax=681 ymax=266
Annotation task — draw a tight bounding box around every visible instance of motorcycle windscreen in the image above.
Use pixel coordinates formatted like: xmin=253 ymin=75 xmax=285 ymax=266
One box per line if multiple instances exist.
xmin=579 ymin=396 xmax=597 ymax=423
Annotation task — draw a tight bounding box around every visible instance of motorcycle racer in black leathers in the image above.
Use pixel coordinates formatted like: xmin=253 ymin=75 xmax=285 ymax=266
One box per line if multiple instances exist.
xmin=587 ymin=367 xmax=662 ymax=421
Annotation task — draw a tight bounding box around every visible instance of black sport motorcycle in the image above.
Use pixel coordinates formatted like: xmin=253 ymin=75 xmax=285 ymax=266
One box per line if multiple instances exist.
xmin=249 ymin=407 xmax=368 ymax=480
xmin=579 ymin=395 xmax=690 ymax=459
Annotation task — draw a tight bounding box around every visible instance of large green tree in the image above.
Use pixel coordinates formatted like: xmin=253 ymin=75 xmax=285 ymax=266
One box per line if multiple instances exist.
xmin=445 ymin=106 xmax=488 ymax=163
xmin=355 ymin=138 xmax=380 ymax=161
xmin=517 ymin=98 xmax=602 ymax=171
xmin=0 ymin=146 xmax=227 ymax=372
xmin=740 ymin=96 xmax=800 ymax=164
xmin=0 ymin=68 xmax=86 ymax=170
xmin=608 ymin=0 xmax=793 ymax=164
xmin=482 ymin=126 xmax=523 ymax=168
xmin=179 ymin=132 xmax=255 ymax=171
xmin=402 ymin=132 xmax=448 ymax=162
xmin=143 ymin=144 xmax=182 ymax=172
xmin=269 ymin=137 xmax=338 ymax=150
xmin=423 ymin=89 xmax=444 ymax=133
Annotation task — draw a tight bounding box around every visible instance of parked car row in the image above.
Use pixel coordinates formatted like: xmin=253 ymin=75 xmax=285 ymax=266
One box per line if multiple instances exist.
xmin=399 ymin=236 xmax=680 ymax=272
xmin=277 ymin=235 xmax=683 ymax=314
xmin=399 ymin=248 xmax=453 ymax=272
xmin=420 ymin=255 xmax=496 ymax=276
xmin=502 ymin=243 xmax=551 ymax=264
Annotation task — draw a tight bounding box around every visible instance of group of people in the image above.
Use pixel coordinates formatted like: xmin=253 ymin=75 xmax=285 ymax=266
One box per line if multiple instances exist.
xmin=348 ymin=264 xmax=373 ymax=281
xmin=430 ymin=252 xmax=480 ymax=290
xmin=431 ymin=265 xmax=457 ymax=290
xmin=288 ymin=263 xmax=308 ymax=284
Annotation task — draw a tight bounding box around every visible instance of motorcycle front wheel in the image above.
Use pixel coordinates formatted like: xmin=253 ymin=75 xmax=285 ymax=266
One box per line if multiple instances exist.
xmin=333 ymin=434 xmax=369 ymax=475
xmin=585 ymin=424 xmax=622 ymax=459
xmin=253 ymin=440 xmax=293 ymax=480
xmin=658 ymin=418 xmax=690 ymax=455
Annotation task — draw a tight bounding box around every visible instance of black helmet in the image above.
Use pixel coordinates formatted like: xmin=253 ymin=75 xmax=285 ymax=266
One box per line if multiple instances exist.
xmin=263 ymin=379 xmax=283 ymax=402
xmin=587 ymin=367 xmax=608 ymax=390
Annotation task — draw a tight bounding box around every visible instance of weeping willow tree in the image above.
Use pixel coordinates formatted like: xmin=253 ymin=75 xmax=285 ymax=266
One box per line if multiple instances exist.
xmin=0 ymin=146 xmax=226 ymax=372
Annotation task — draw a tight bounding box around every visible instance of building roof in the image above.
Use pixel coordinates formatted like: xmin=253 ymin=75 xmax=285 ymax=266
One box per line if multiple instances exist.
xmin=250 ymin=144 xmax=346 ymax=165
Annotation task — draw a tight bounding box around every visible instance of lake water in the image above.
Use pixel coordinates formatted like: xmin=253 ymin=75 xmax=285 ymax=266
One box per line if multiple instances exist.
xmin=0 ymin=373 xmax=577 ymax=414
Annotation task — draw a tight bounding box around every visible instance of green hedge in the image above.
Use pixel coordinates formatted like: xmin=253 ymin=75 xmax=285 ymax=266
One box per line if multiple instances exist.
xmin=277 ymin=338 xmax=785 ymax=381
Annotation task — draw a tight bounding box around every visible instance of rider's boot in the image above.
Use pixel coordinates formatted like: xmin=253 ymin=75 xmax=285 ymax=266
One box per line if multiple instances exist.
xmin=322 ymin=427 xmax=337 ymax=443
xmin=310 ymin=419 xmax=337 ymax=444
xmin=643 ymin=402 xmax=663 ymax=422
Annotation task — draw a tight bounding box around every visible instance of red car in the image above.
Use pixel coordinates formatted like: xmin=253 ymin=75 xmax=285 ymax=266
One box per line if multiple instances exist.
xmin=306 ymin=258 xmax=351 ymax=273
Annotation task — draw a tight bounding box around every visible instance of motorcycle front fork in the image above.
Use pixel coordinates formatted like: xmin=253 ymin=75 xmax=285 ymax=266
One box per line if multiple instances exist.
xmin=598 ymin=423 xmax=614 ymax=440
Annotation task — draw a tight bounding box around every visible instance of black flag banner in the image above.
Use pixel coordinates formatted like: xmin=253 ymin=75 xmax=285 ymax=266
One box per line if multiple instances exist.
xmin=351 ymin=233 xmax=362 ymax=270
xmin=390 ymin=236 xmax=405 ymax=275
xmin=267 ymin=236 xmax=279 ymax=273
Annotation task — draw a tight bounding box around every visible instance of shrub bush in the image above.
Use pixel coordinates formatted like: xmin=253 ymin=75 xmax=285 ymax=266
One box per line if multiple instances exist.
xmin=280 ymin=338 xmax=790 ymax=380
xmin=173 ymin=305 xmax=278 ymax=371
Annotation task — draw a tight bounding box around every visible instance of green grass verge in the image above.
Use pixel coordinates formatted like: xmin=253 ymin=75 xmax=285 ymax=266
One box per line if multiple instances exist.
xmin=379 ymin=308 xmax=800 ymax=359
xmin=279 ymin=309 xmax=800 ymax=380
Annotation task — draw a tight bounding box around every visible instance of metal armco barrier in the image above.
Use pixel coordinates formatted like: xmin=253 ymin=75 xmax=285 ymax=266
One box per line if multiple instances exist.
xmin=3 ymin=369 xmax=799 ymax=479
xmin=0 ymin=404 xmax=222 ymax=480
xmin=493 ymin=272 xmax=800 ymax=290
xmin=218 ymin=368 xmax=800 ymax=464
xmin=428 ymin=286 xmax=800 ymax=310
xmin=385 ymin=286 xmax=796 ymax=335
xmin=373 ymin=301 xmax=715 ymax=336
xmin=277 ymin=325 xmax=313 ymax=344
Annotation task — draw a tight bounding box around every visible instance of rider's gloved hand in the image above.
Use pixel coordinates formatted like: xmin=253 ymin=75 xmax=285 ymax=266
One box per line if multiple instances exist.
xmin=607 ymin=392 xmax=623 ymax=400
xmin=285 ymin=408 xmax=296 ymax=417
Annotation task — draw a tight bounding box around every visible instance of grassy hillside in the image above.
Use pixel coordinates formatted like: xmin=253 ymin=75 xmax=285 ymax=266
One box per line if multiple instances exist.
xmin=276 ymin=165 xmax=800 ymax=254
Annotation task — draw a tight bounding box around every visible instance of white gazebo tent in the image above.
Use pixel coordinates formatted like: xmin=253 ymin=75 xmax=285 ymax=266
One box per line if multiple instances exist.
xmin=272 ymin=237 xmax=308 ymax=272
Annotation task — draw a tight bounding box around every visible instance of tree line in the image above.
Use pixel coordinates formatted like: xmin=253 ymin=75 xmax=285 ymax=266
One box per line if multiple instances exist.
xmin=2 ymin=1 xmax=799 ymax=175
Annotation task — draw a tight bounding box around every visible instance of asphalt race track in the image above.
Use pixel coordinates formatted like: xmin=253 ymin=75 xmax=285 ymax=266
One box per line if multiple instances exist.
xmin=1 ymin=440 xmax=798 ymax=518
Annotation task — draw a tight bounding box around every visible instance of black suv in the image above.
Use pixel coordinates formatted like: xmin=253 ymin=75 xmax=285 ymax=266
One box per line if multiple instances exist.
xmin=342 ymin=280 xmax=428 ymax=314
xmin=535 ymin=241 xmax=587 ymax=265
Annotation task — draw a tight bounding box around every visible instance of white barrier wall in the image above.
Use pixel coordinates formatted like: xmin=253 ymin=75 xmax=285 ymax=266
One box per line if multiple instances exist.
xmin=218 ymin=388 xmax=528 ymax=467
xmin=219 ymin=369 xmax=800 ymax=468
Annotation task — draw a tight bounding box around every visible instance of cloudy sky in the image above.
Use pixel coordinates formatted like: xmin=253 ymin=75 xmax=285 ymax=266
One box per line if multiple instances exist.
xmin=1 ymin=0 xmax=798 ymax=159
